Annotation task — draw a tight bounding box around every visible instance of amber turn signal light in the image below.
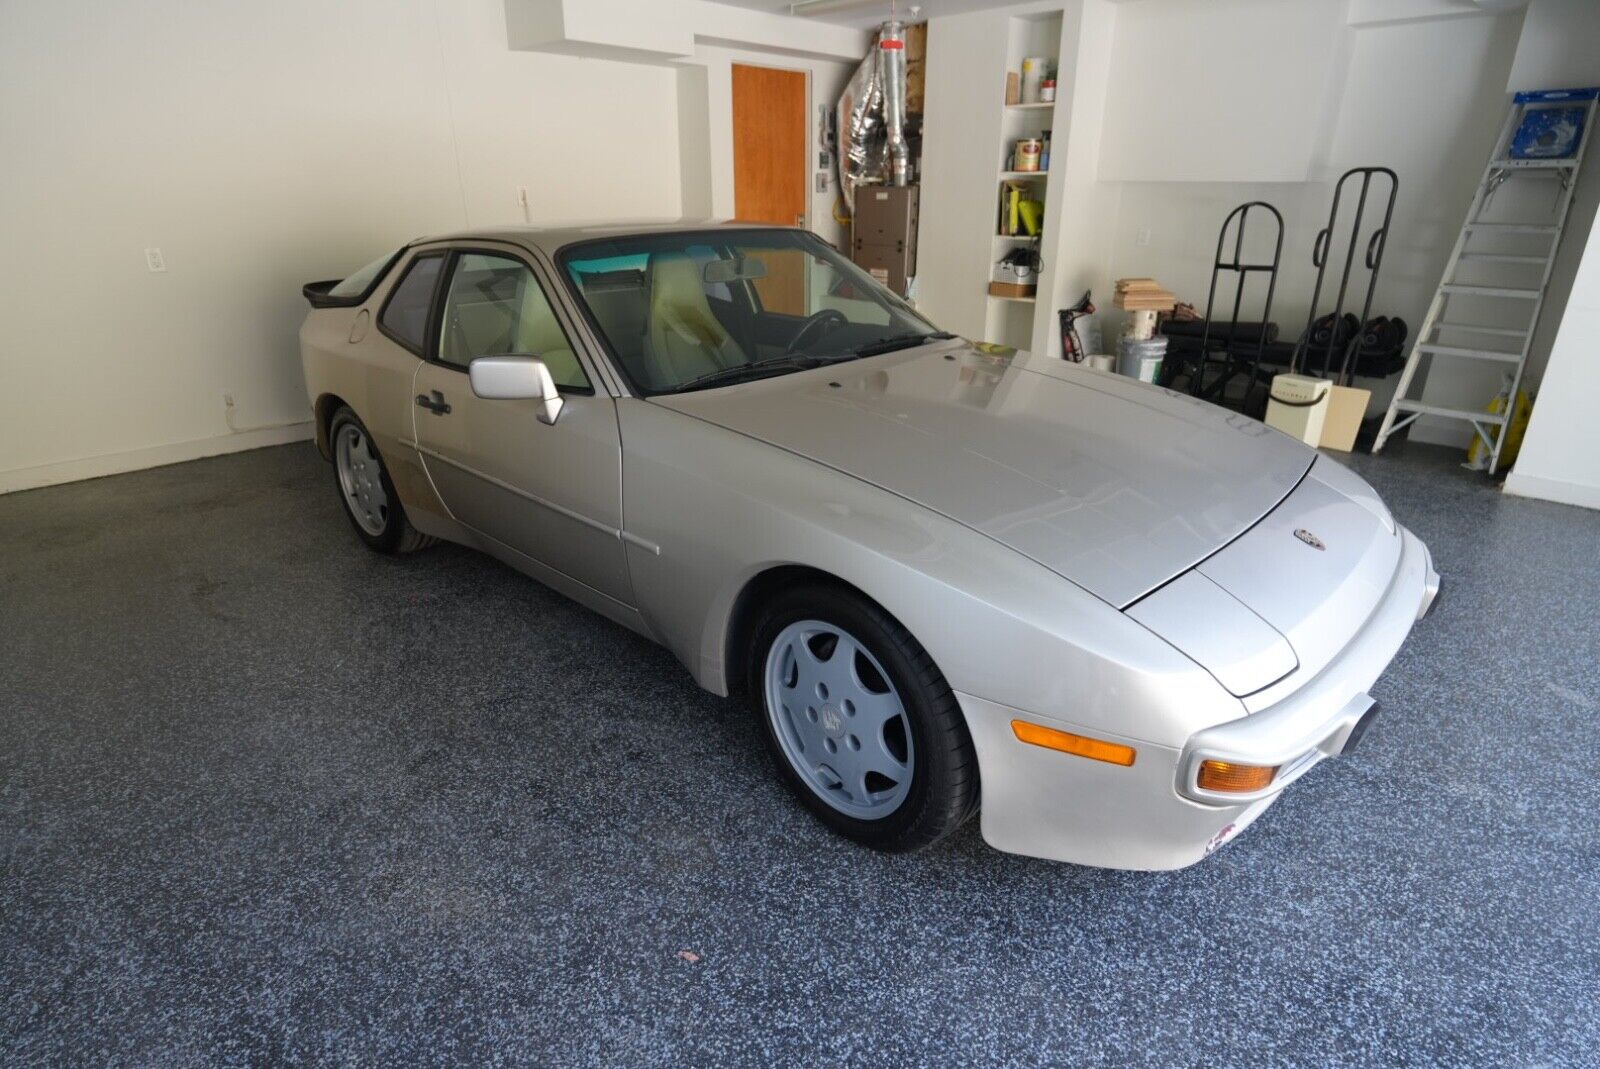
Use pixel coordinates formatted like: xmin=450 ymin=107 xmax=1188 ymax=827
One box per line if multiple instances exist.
xmin=1011 ymin=720 xmax=1136 ymax=767
xmin=1196 ymin=759 xmax=1278 ymax=793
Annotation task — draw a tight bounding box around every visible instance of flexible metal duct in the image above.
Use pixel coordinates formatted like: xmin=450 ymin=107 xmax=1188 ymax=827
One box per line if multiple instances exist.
xmin=836 ymin=20 xmax=909 ymax=215
xmin=880 ymin=21 xmax=910 ymax=187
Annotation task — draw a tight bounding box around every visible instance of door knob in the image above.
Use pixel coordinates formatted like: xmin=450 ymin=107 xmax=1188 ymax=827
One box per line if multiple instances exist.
xmin=415 ymin=390 xmax=451 ymax=414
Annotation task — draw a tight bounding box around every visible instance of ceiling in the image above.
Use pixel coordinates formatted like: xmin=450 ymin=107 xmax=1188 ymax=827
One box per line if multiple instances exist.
xmin=711 ymin=0 xmax=1030 ymax=29
xmin=714 ymin=0 xmax=1525 ymax=30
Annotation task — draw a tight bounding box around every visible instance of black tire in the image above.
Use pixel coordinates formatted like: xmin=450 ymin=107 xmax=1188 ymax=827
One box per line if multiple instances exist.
xmin=745 ymin=583 xmax=979 ymax=852
xmin=327 ymin=406 xmax=435 ymax=555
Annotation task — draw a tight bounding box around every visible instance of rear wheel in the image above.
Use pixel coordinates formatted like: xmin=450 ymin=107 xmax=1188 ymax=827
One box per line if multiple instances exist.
xmin=747 ymin=584 xmax=978 ymax=852
xmin=329 ymin=406 xmax=433 ymax=554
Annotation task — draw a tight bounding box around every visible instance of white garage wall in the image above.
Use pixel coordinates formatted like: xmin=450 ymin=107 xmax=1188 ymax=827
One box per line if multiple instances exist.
xmin=1499 ymin=0 xmax=1600 ymax=508
xmin=1100 ymin=9 xmax=1527 ymax=445
xmin=0 ymin=0 xmax=684 ymax=493
xmin=1096 ymin=0 xmax=1349 ymax=184
xmin=1503 ymin=209 xmax=1600 ymax=509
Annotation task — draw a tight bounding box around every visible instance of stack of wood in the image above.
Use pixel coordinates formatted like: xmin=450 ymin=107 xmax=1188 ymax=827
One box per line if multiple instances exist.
xmin=1113 ymin=278 xmax=1177 ymax=312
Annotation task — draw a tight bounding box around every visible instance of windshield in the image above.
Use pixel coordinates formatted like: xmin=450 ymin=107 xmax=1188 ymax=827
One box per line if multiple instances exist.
xmin=559 ymin=228 xmax=940 ymax=394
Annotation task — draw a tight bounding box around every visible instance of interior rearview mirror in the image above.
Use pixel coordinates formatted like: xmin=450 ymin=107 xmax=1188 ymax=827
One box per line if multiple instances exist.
xmin=468 ymin=355 xmax=564 ymax=425
xmin=703 ymin=256 xmax=768 ymax=284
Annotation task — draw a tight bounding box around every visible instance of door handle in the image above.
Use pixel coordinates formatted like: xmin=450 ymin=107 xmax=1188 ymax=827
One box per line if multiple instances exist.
xmin=415 ymin=390 xmax=451 ymax=415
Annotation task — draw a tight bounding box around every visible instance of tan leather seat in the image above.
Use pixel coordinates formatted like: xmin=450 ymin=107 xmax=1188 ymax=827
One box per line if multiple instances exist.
xmin=442 ymin=266 xmax=587 ymax=389
xmin=515 ymin=277 xmax=583 ymax=387
xmin=643 ymin=252 xmax=744 ymax=388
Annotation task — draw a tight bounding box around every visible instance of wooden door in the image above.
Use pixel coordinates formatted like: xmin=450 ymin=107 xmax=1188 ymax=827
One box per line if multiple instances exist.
xmin=732 ymin=63 xmax=807 ymax=226
xmin=732 ymin=64 xmax=809 ymax=315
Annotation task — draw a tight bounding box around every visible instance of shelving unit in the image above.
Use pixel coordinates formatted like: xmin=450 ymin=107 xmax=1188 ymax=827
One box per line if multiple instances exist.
xmin=920 ymin=3 xmax=1105 ymax=359
xmin=981 ymin=10 xmax=1061 ymax=349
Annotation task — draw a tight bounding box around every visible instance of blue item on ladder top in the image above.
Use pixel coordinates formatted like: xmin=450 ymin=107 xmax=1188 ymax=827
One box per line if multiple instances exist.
xmin=1511 ymin=105 xmax=1589 ymax=159
xmin=1511 ymin=87 xmax=1599 ymax=104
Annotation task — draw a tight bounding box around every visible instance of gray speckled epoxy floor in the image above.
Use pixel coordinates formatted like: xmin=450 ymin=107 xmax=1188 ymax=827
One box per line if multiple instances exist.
xmin=2 ymin=441 xmax=1597 ymax=1068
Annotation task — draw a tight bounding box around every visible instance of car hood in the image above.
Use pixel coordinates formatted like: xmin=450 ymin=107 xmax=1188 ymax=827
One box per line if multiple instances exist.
xmin=653 ymin=341 xmax=1314 ymax=607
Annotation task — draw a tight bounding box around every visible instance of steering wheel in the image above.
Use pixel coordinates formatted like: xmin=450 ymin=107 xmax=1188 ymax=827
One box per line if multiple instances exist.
xmin=784 ymin=309 xmax=849 ymax=355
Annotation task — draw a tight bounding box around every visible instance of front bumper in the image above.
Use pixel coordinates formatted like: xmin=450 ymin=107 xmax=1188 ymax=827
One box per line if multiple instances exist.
xmin=961 ymin=525 xmax=1438 ymax=870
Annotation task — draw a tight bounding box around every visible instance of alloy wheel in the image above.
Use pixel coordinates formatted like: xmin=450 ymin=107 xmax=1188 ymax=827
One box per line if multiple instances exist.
xmin=763 ymin=619 xmax=915 ymax=819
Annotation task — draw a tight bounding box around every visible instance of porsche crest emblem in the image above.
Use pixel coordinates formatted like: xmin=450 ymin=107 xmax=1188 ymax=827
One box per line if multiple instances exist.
xmin=1294 ymin=528 xmax=1326 ymax=551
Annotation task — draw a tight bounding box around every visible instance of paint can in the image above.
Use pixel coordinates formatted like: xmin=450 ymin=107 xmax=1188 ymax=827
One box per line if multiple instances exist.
xmin=1118 ymin=336 xmax=1168 ymax=383
xmin=1014 ymin=138 xmax=1042 ymax=172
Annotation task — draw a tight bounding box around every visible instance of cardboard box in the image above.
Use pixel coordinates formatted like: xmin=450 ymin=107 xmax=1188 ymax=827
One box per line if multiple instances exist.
xmin=1319 ymin=384 xmax=1371 ymax=452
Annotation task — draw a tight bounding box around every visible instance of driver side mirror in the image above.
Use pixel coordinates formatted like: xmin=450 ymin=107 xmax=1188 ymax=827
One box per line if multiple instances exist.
xmin=468 ymin=354 xmax=564 ymax=425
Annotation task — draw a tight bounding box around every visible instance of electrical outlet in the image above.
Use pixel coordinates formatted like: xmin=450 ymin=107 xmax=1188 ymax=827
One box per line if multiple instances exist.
xmin=815 ymin=172 xmax=830 ymax=193
xmin=144 ymin=247 xmax=167 ymax=272
xmin=1135 ymin=228 xmax=1152 ymax=247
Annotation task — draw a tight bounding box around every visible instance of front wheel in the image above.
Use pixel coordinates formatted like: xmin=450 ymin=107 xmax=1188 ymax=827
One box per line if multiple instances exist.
xmin=746 ymin=584 xmax=978 ymax=852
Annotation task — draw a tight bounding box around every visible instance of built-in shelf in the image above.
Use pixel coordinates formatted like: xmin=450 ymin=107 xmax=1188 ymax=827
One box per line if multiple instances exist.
xmin=976 ymin=10 xmax=1064 ymax=351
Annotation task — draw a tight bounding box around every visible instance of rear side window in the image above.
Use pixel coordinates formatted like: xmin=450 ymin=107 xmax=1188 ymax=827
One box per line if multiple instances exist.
xmin=328 ymin=249 xmax=401 ymax=299
xmin=379 ymin=254 xmax=444 ymax=354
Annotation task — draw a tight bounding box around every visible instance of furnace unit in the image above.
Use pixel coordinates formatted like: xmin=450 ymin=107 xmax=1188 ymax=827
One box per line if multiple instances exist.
xmin=852 ymin=184 xmax=919 ymax=297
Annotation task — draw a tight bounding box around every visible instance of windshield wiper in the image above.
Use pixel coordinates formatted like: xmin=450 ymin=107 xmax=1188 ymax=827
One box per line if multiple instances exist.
xmin=819 ymin=331 xmax=957 ymax=362
xmin=672 ymin=356 xmax=823 ymax=394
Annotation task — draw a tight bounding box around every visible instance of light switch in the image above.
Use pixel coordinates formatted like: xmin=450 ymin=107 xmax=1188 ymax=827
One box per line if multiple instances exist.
xmin=1135 ymin=228 xmax=1152 ymax=247
xmin=145 ymin=247 xmax=167 ymax=272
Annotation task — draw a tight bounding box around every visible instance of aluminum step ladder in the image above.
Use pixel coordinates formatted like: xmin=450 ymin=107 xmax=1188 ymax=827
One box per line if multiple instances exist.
xmin=1373 ymin=88 xmax=1599 ymax=473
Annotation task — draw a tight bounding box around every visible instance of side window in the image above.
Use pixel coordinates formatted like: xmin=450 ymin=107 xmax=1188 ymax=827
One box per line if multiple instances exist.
xmin=328 ymin=248 xmax=401 ymax=299
xmin=438 ymin=252 xmax=591 ymax=391
xmin=378 ymin=253 xmax=444 ymax=355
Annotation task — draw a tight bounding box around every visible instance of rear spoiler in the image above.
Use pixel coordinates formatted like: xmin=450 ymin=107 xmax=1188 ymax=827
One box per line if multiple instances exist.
xmin=302 ymin=280 xmax=360 ymax=309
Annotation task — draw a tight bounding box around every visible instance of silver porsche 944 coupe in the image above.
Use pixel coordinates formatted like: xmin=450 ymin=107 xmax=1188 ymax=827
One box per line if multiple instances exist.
xmin=299 ymin=222 xmax=1438 ymax=870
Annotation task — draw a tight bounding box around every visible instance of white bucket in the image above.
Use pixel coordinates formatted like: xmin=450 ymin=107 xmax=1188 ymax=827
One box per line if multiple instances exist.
xmin=1118 ymin=336 xmax=1167 ymax=382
